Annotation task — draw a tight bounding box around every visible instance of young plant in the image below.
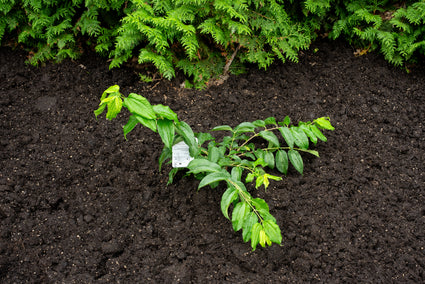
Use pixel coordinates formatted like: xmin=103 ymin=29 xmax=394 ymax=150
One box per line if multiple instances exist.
xmin=95 ymin=85 xmax=335 ymax=250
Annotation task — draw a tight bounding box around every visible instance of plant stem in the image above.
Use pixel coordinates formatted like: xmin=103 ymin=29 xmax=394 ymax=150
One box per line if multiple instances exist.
xmin=223 ymin=44 xmax=241 ymax=76
xmin=227 ymin=178 xmax=264 ymax=225
xmin=236 ymin=126 xmax=280 ymax=152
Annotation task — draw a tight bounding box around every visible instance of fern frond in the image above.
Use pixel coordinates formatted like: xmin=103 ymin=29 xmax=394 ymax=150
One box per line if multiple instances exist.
xmin=222 ymin=18 xmax=252 ymax=36
xmin=0 ymin=20 xmax=5 ymax=42
xmin=28 ymin=11 xmax=52 ymax=34
xmin=304 ymin=0 xmax=331 ymax=15
xmin=109 ymin=50 xmax=133 ymax=69
xmin=167 ymin=5 xmax=196 ymax=23
xmin=95 ymin=27 xmax=116 ymax=55
xmin=268 ymin=0 xmax=289 ymax=25
xmin=176 ymin=54 xmax=226 ymax=89
xmin=181 ymin=32 xmax=199 ymax=60
xmin=46 ymin=19 xmax=73 ymax=43
xmin=0 ymin=0 xmax=16 ymax=14
xmin=377 ymin=30 xmax=397 ymax=62
xmin=56 ymin=33 xmax=74 ymax=49
xmin=55 ymin=48 xmax=79 ymax=62
xmin=77 ymin=7 xmax=102 ymax=36
xmin=390 ymin=18 xmax=412 ymax=33
xmin=406 ymin=2 xmax=425 ymax=24
xmin=330 ymin=18 xmax=348 ymax=39
xmin=138 ymin=49 xmax=175 ymax=80
xmin=199 ymin=18 xmax=229 ymax=46
xmin=115 ymin=22 xmax=144 ymax=51
xmin=28 ymin=44 xmax=55 ymax=66
xmin=175 ymin=0 xmax=209 ymax=5
xmin=150 ymin=0 xmax=173 ymax=13
xmin=354 ymin=8 xmax=382 ymax=28
xmin=52 ymin=6 xmax=75 ymax=21
xmin=214 ymin=0 xmax=248 ymax=23
xmin=22 ymin=0 xmax=42 ymax=12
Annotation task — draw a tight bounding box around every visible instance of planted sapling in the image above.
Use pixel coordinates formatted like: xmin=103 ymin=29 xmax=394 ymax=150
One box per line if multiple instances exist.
xmin=95 ymin=85 xmax=334 ymax=250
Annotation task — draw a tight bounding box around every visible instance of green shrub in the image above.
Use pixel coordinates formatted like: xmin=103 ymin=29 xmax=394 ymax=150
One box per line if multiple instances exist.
xmin=0 ymin=0 xmax=127 ymax=65
xmin=94 ymin=85 xmax=335 ymax=250
xmin=0 ymin=0 xmax=318 ymax=87
xmin=329 ymin=0 xmax=425 ymax=66
xmin=1 ymin=1 xmax=424 ymax=84
xmin=0 ymin=0 xmax=25 ymax=43
xmin=109 ymin=0 xmax=316 ymax=88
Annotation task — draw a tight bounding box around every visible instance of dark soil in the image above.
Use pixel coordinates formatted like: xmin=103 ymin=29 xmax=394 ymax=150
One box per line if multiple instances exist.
xmin=1 ymin=39 xmax=424 ymax=283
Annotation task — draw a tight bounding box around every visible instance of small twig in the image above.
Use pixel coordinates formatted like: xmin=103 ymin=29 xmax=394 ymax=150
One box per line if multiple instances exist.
xmin=223 ymin=44 xmax=241 ymax=76
xmin=209 ymin=44 xmax=241 ymax=87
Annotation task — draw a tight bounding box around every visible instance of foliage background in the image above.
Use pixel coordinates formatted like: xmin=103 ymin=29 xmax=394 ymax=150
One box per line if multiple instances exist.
xmin=1 ymin=0 xmax=424 ymax=87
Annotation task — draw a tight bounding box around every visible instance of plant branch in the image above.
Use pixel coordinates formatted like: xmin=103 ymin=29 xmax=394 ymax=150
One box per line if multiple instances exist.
xmin=223 ymin=44 xmax=241 ymax=76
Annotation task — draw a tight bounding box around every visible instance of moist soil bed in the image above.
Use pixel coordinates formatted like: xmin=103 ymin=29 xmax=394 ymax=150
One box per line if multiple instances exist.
xmin=1 ymin=40 xmax=424 ymax=283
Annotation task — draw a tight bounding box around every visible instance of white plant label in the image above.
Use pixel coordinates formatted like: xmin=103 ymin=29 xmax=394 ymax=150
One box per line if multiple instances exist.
xmin=172 ymin=141 xmax=194 ymax=168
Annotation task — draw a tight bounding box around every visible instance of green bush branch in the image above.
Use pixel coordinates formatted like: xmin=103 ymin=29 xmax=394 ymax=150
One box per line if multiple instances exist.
xmin=94 ymin=85 xmax=335 ymax=250
xmin=1 ymin=1 xmax=423 ymax=85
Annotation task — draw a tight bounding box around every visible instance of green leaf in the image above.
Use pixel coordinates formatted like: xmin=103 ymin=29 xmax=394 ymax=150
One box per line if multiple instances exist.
xmin=100 ymin=96 xmax=117 ymax=104
xmin=234 ymin=122 xmax=256 ymax=133
xmin=167 ymin=168 xmax=180 ymax=186
xmin=220 ymin=187 xmax=239 ymax=220
xmin=252 ymin=120 xmax=265 ymax=127
xmin=94 ymin=103 xmax=107 ymax=118
xmin=218 ymin=157 xmax=234 ymax=167
xmin=232 ymin=201 xmax=250 ymax=231
xmin=290 ymin=126 xmax=309 ymax=149
xmin=211 ymin=125 xmax=233 ymax=132
xmin=134 ymin=115 xmax=157 ymax=132
xmin=252 ymin=198 xmax=269 ymax=215
xmin=253 ymin=157 xmax=267 ymax=168
xmin=102 ymin=84 xmax=120 ymax=95
xmin=159 ymin=146 xmax=171 ymax=171
xmin=254 ymin=149 xmax=265 ymax=161
xmin=314 ymin=117 xmax=335 ymax=130
xmin=310 ymin=124 xmax=327 ymax=142
xmin=264 ymin=117 xmax=277 ymax=125
xmin=230 ymin=155 xmax=241 ymax=163
xmin=267 ymin=174 xmax=282 ymax=181
xmin=157 ymin=119 xmax=174 ymax=150
xmin=123 ymin=115 xmax=138 ymax=140
xmin=259 ymin=229 xmax=270 ymax=247
xmin=299 ymin=124 xmax=317 ymax=145
xmin=302 ymin=149 xmax=319 ymax=157
xmin=187 ymin=159 xmax=221 ymax=174
xmin=242 ymin=212 xmax=258 ymax=242
xmin=275 ymin=150 xmax=288 ymax=175
xmin=230 ymin=179 xmax=249 ymax=194
xmin=196 ymin=132 xmax=214 ymax=146
xmin=124 ymin=93 xmax=156 ymax=119
xmin=259 ymin=211 xmax=277 ymax=223
xmin=264 ymin=151 xmax=275 ymax=169
xmin=279 ymin=127 xmax=294 ymax=148
xmin=251 ymin=223 xmax=262 ymax=250
xmin=288 ymin=149 xmax=303 ymax=175
xmin=246 ymin=173 xmax=255 ymax=183
xmin=263 ymin=219 xmax=282 ymax=244
xmin=106 ymin=95 xmax=123 ymax=120
xmin=198 ymin=171 xmax=230 ymax=189
xmin=231 ymin=167 xmax=243 ymax=181
xmin=176 ymin=121 xmax=199 ymax=157
xmin=153 ymin=104 xmax=178 ymax=122
xmin=208 ymin=146 xmax=221 ymax=163
xmin=97 ymin=86 xmax=122 ymax=119
xmin=259 ymin=130 xmax=280 ymax=147
xmin=255 ymin=175 xmax=264 ymax=189
xmin=244 ymin=152 xmax=256 ymax=160
xmin=283 ymin=115 xmax=291 ymax=126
